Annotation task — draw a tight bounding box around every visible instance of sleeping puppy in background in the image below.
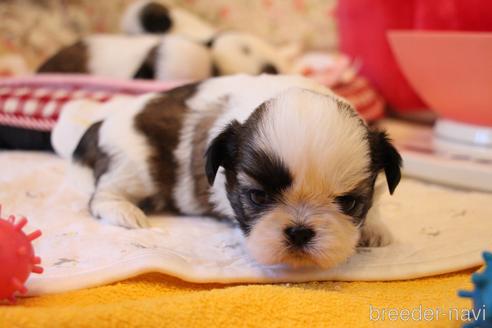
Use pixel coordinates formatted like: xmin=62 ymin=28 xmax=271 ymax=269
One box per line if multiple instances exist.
xmin=38 ymin=0 xmax=288 ymax=80
xmin=37 ymin=32 xmax=287 ymax=80
xmin=37 ymin=34 xmax=213 ymax=81
xmin=54 ymin=75 xmax=402 ymax=269
xmin=121 ymin=0 xmax=289 ymax=75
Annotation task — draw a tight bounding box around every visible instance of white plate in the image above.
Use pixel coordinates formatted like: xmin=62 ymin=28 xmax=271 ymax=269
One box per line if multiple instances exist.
xmin=382 ymin=119 xmax=492 ymax=192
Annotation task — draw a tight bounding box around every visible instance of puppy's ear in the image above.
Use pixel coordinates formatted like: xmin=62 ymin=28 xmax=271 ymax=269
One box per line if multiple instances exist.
xmin=205 ymin=121 xmax=241 ymax=185
xmin=369 ymin=129 xmax=402 ymax=194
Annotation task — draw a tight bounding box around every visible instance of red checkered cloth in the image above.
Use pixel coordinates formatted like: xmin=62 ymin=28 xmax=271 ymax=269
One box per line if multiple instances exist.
xmin=0 ymin=75 xmax=184 ymax=131
xmin=332 ymin=75 xmax=385 ymax=121
xmin=297 ymin=53 xmax=386 ymax=121
xmin=0 ymin=74 xmax=383 ymax=132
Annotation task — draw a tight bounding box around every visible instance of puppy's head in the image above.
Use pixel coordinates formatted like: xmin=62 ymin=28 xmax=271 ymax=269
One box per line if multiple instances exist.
xmin=209 ymin=32 xmax=288 ymax=76
xmin=205 ymin=89 xmax=401 ymax=268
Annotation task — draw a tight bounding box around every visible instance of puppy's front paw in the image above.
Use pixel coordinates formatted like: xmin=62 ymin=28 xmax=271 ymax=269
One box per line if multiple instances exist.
xmin=91 ymin=199 xmax=150 ymax=229
xmin=358 ymin=219 xmax=392 ymax=247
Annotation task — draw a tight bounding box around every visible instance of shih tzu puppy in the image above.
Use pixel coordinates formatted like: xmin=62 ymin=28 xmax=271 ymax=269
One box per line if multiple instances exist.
xmin=37 ymin=34 xmax=213 ymax=81
xmin=54 ymin=74 xmax=401 ymax=269
xmin=37 ymin=32 xmax=287 ymax=80
xmin=39 ymin=1 xmax=288 ymax=80
xmin=206 ymin=31 xmax=288 ymax=76
xmin=120 ymin=0 xmax=289 ymax=75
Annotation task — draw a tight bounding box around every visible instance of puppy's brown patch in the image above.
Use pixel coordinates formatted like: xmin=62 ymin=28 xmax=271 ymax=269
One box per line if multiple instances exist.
xmin=37 ymin=40 xmax=88 ymax=73
xmin=135 ymin=83 xmax=199 ymax=212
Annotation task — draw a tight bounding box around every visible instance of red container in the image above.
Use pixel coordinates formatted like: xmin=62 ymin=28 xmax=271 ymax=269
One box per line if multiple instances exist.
xmin=414 ymin=0 xmax=492 ymax=31
xmin=389 ymin=31 xmax=492 ymax=127
xmin=336 ymin=0 xmax=425 ymax=112
xmin=336 ymin=0 xmax=492 ymax=113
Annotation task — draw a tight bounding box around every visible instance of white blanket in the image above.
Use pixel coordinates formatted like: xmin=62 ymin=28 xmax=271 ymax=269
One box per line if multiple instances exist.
xmin=1 ymin=151 xmax=491 ymax=296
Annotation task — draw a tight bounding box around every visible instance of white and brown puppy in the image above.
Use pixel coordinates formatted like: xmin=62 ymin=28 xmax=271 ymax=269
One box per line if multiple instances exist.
xmin=38 ymin=34 xmax=212 ymax=81
xmin=37 ymin=32 xmax=286 ymax=80
xmin=120 ymin=0 xmax=289 ymax=75
xmin=207 ymin=32 xmax=289 ymax=75
xmin=60 ymin=75 xmax=401 ymax=269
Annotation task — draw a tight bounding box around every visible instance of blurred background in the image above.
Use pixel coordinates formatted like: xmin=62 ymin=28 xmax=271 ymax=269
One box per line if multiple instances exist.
xmin=1 ymin=0 xmax=491 ymax=118
xmin=1 ymin=0 xmax=491 ymax=191
xmin=0 ymin=0 xmax=337 ymax=75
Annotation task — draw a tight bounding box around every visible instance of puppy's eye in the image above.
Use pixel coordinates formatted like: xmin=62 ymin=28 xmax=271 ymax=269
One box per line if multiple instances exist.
xmin=248 ymin=189 xmax=268 ymax=206
xmin=335 ymin=195 xmax=358 ymax=214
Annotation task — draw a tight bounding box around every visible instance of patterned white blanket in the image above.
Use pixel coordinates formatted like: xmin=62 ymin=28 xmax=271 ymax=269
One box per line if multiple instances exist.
xmin=1 ymin=151 xmax=491 ymax=296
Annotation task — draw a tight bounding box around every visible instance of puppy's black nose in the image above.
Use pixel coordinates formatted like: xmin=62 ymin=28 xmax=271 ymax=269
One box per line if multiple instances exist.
xmin=261 ymin=63 xmax=278 ymax=74
xmin=284 ymin=226 xmax=315 ymax=247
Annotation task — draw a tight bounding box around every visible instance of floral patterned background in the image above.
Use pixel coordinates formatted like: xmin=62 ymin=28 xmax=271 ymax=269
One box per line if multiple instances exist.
xmin=174 ymin=0 xmax=338 ymax=49
xmin=0 ymin=0 xmax=337 ymax=76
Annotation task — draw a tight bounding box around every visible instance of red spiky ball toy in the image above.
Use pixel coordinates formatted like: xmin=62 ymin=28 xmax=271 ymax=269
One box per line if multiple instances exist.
xmin=0 ymin=205 xmax=43 ymax=302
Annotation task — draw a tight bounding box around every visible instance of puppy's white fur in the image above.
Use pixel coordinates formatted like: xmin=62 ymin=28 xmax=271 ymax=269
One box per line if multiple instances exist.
xmin=87 ymin=35 xmax=160 ymax=79
xmin=211 ymin=32 xmax=289 ymax=75
xmin=155 ymin=35 xmax=212 ymax=81
xmin=120 ymin=0 xmax=152 ymax=35
xmin=52 ymin=96 xmax=134 ymax=159
xmin=90 ymin=94 xmax=158 ymax=228
xmin=168 ymin=8 xmax=216 ymax=42
xmin=257 ymin=89 xmax=370 ymax=194
xmin=84 ymin=34 xmax=211 ymax=81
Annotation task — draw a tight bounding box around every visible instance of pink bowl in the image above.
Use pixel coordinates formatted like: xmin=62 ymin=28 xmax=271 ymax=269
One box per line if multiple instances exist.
xmin=388 ymin=31 xmax=492 ymax=127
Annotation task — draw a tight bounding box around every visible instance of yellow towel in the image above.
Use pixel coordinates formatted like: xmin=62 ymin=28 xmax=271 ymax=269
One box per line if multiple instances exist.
xmin=0 ymin=269 xmax=477 ymax=328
